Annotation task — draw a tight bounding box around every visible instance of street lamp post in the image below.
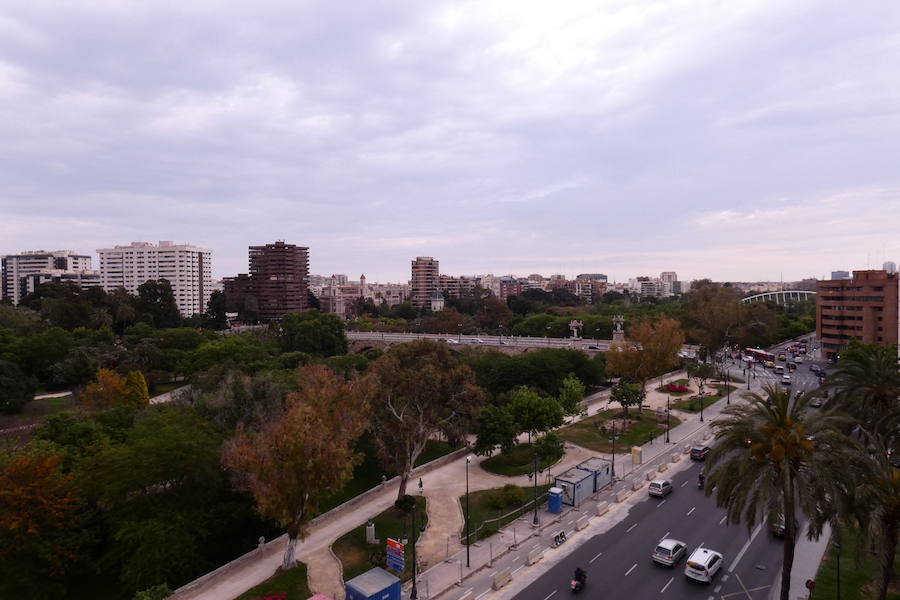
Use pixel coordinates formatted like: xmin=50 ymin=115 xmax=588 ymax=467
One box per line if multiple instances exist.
xmin=665 ymin=396 xmax=671 ymax=443
xmin=610 ymin=421 xmax=617 ymax=478
xmin=465 ymin=456 xmax=471 ymax=567
xmin=531 ymin=450 xmax=539 ymax=526
xmin=726 ymin=367 xmax=730 ymax=405
xmin=699 ymin=388 xmax=705 ymax=423
xmin=458 ymin=323 xmax=462 ymax=342
xmin=411 ymin=503 xmax=419 ymax=600
xmin=836 ymin=541 xmax=841 ymax=600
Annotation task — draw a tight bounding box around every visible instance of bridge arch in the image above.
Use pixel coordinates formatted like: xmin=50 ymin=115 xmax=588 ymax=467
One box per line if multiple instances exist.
xmin=740 ymin=290 xmax=816 ymax=305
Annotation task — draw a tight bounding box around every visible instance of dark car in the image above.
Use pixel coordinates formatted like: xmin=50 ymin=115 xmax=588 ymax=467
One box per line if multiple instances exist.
xmin=690 ymin=445 xmax=711 ymax=461
xmin=810 ymin=364 xmax=820 ymax=372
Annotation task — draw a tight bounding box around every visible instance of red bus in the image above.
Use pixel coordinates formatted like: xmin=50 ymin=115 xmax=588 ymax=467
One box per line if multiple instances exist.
xmin=744 ymin=348 xmax=775 ymax=363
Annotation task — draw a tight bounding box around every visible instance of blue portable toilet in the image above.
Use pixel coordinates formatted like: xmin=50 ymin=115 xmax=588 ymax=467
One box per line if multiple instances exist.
xmin=345 ymin=567 xmax=400 ymax=600
xmin=547 ymin=486 xmax=564 ymax=514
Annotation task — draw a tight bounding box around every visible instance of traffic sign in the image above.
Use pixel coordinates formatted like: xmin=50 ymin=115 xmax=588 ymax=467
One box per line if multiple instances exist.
xmin=387 ymin=538 xmax=404 ymax=551
xmin=386 ymin=546 xmax=404 ymax=560
xmin=386 ymin=554 xmax=404 ymax=572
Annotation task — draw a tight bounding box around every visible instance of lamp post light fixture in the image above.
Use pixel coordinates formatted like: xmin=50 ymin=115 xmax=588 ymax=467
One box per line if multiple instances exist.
xmin=465 ymin=456 xmax=471 ymax=567
xmin=411 ymin=503 xmax=419 ymax=600
xmin=665 ymin=396 xmax=671 ymax=443
xmin=530 ymin=450 xmax=539 ymax=526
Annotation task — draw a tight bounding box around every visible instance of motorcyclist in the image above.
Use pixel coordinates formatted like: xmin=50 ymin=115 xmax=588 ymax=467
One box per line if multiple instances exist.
xmin=698 ymin=472 xmax=705 ymax=486
xmin=574 ymin=567 xmax=587 ymax=583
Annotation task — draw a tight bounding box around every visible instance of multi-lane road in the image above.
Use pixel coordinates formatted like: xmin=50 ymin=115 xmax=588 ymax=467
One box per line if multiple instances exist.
xmin=511 ymin=337 xmax=828 ymax=600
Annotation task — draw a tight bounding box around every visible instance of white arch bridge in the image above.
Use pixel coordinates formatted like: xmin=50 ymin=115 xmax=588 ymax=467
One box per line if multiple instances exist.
xmin=741 ymin=290 xmax=816 ymax=305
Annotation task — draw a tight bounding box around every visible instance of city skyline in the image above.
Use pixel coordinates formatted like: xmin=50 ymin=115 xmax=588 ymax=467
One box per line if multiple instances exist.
xmin=1 ymin=2 xmax=898 ymax=282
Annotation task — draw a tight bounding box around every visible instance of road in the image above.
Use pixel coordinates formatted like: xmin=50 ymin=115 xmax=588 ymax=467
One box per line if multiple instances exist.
xmin=509 ymin=337 xmax=829 ymax=600
xmin=511 ymin=461 xmax=784 ymax=600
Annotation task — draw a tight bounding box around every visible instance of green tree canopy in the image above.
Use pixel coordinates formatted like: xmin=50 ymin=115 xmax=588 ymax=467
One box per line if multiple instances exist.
xmin=280 ymin=310 xmax=348 ymax=356
xmin=507 ymin=386 xmax=564 ymax=444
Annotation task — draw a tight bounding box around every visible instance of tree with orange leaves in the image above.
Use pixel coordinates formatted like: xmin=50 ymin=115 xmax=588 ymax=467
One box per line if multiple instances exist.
xmin=223 ymin=364 xmax=371 ymax=569
xmin=0 ymin=447 xmax=82 ymax=598
xmin=81 ymin=368 xmax=149 ymax=409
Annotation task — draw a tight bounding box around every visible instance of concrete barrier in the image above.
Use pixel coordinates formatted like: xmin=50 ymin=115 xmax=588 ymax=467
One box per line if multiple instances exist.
xmin=645 ymin=471 xmax=655 ymax=481
xmin=576 ymin=516 xmax=590 ymax=531
xmin=596 ymin=501 xmax=609 ymax=516
xmin=671 ymin=452 xmax=681 ymax=463
xmin=527 ymin=548 xmax=544 ymax=565
xmin=658 ymin=463 xmax=668 ymax=472
xmin=631 ymin=479 xmax=644 ymax=491
xmin=615 ymin=489 xmax=630 ymax=503
xmin=683 ymin=444 xmax=691 ymax=454
xmin=492 ymin=568 xmax=512 ymax=590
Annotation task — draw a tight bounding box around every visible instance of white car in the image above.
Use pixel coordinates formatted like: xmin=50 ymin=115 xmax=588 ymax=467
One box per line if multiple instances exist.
xmin=444 ymin=338 xmax=460 ymax=345
xmin=794 ymin=356 xmax=803 ymax=364
xmin=781 ymin=375 xmax=791 ymax=385
xmin=471 ymin=338 xmax=485 ymax=344
xmin=648 ymin=479 xmax=673 ymax=497
xmin=685 ymin=547 xmax=724 ymax=583
xmin=652 ymin=538 xmax=687 ymax=566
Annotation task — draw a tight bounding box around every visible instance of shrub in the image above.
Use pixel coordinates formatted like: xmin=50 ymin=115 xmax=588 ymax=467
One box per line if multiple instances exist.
xmin=500 ymin=484 xmax=526 ymax=506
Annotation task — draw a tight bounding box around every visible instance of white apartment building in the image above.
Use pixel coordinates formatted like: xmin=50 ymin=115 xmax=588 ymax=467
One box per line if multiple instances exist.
xmin=97 ymin=241 xmax=212 ymax=317
xmin=1 ymin=250 xmax=94 ymax=305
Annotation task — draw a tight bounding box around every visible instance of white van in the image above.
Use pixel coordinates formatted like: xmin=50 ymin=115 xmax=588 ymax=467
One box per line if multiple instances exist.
xmin=774 ymin=365 xmax=785 ymax=374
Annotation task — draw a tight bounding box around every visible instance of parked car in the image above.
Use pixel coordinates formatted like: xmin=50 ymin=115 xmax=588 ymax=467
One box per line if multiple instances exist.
xmin=774 ymin=365 xmax=785 ymax=374
xmin=690 ymin=445 xmax=711 ymax=461
xmin=648 ymin=479 xmax=673 ymax=497
xmin=652 ymin=538 xmax=688 ymax=566
xmin=684 ymin=548 xmax=724 ymax=583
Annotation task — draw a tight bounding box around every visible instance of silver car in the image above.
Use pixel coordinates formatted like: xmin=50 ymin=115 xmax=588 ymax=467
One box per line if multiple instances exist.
xmin=652 ymin=538 xmax=687 ymax=566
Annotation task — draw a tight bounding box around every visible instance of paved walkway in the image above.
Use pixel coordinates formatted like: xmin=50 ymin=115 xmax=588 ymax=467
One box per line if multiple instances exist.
xmin=173 ymin=364 xmax=757 ymax=600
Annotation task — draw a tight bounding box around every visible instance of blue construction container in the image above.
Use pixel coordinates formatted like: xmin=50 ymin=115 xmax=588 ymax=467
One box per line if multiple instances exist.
xmin=547 ymin=486 xmax=563 ymax=514
xmin=345 ymin=567 xmax=400 ymax=600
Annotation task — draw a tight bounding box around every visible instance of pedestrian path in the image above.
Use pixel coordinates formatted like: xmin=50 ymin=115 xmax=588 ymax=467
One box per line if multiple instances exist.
xmin=173 ymin=363 xmax=764 ymax=600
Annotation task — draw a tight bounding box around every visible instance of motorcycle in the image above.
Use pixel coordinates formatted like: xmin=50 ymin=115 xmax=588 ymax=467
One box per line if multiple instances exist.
xmin=697 ymin=475 xmax=705 ymax=489
xmin=570 ymin=570 xmax=586 ymax=593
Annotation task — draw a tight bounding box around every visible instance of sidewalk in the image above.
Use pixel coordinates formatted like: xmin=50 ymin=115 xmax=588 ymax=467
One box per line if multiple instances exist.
xmin=768 ymin=523 xmax=832 ymax=600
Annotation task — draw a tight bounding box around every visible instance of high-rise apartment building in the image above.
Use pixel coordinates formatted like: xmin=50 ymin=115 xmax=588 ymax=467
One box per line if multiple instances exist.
xmin=224 ymin=241 xmax=309 ymax=321
xmin=830 ymin=270 xmax=851 ymax=280
xmin=816 ymin=270 xmax=899 ymax=359
xmin=884 ymin=261 xmax=897 ymax=275
xmin=97 ymin=241 xmax=212 ymax=317
xmin=1 ymin=250 xmax=95 ymax=305
xmin=411 ymin=257 xmax=439 ymax=308
xmin=660 ymin=272 xmax=678 ymax=284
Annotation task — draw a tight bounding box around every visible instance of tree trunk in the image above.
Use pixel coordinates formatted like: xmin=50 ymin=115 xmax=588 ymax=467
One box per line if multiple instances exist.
xmin=282 ymin=531 xmax=298 ymax=570
xmin=780 ymin=476 xmax=797 ymax=600
xmin=875 ymin=517 xmax=898 ymax=600
xmin=397 ymin=471 xmax=409 ymax=501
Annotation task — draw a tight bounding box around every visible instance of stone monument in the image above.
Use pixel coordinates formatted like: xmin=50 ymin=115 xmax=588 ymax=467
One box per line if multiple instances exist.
xmin=568 ymin=319 xmax=583 ymax=340
xmin=612 ymin=315 xmax=625 ymax=343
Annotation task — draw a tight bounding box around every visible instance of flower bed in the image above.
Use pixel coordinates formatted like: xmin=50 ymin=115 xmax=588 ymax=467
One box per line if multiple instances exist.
xmin=664 ymin=383 xmax=689 ymax=393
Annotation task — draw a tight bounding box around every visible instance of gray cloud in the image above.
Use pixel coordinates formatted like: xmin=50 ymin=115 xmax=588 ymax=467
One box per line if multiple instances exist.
xmin=1 ymin=0 xmax=899 ymax=282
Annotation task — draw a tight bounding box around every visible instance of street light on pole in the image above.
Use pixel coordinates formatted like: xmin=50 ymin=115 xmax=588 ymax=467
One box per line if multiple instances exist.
xmin=411 ymin=503 xmax=419 ymax=600
xmin=465 ymin=456 xmax=471 ymax=568
xmin=610 ymin=421 xmax=617 ymax=478
xmin=530 ymin=450 xmax=539 ymax=526
xmin=458 ymin=323 xmax=462 ymax=342
xmin=699 ymin=388 xmax=705 ymax=423
xmin=665 ymin=396 xmax=671 ymax=443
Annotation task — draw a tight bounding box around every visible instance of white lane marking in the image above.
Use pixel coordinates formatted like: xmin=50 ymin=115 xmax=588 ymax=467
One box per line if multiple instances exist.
xmin=625 ymin=563 xmax=637 ymax=576
xmin=660 ymin=531 xmax=670 ymax=541
xmin=660 ymin=577 xmax=674 ymax=593
xmin=687 ymin=507 xmax=696 ymax=516
xmin=681 ymin=481 xmax=689 ymax=487
xmin=542 ymin=591 xmax=557 ymax=600
xmin=713 ymin=585 xmax=722 ymax=592
xmin=626 ymin=523 xmax=638 ymax=533
xmin=719 ymin=515 xmax=728 ymax=525
xmin=476 ymin=592 xmax=490 ymax=600
xmin=589 ymin=551 xmax=603 ymax=564
xmin=512 ymin=566 xmax=524 ymax=575
xmin=657 ymin=499 xmax=667 ymax=508
xmin=489 ymin=570 xmax=497 ymax=577
xmin=728 ymin=523 xmax=763 ymax=572
xmin=462 ymin=588 xmax=473 ymax=597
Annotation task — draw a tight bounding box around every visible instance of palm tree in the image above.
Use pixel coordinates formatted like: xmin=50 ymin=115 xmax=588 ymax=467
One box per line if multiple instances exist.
xmin=706 ymin=384 xmax=863 ymax=600
xmin=852 ymin=433 xmax=900 ymax=600
xmin=827 ymin=342 xmax=900 ymax=438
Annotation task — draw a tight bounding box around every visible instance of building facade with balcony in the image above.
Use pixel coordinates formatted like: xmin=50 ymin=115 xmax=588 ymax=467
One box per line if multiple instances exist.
xmin=816 ymin=270 xmax=899 ymax=359
xmin=97 ymin=241 xmax=212 ymax=317
xmin=224 ymin=241 xmax=309 ymax=321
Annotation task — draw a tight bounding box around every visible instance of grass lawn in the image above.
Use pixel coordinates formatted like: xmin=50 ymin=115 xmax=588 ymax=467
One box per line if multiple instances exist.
xmin=656 ymin=378 xmax=692 ymax=395
xmin=558 ymin=409 xmax=682 ymax=453
xmin=319 ymin=438 xmax=456 ymax=514
xmin=671 ymin=384 xmax=737 ymax=413
xmin=480 ymin=443 xmax=557 ymax=477
xmin=234 ymin=563 xmax=310 ymax=600
xmin=0 ymin=393 xmax=75 ymax=430
xmin=464 ymin=484 xmax=552 ymax=542
xmin=814 ymin=526 xmax=900 ymax=600
xmin=332 ymin=496 xmax=427 ymax=583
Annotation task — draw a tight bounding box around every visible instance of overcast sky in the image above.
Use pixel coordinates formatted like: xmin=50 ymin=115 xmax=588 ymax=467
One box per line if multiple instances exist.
xmin=1 ymin=1 xmax=899 ymax=283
